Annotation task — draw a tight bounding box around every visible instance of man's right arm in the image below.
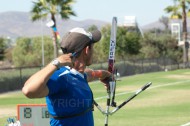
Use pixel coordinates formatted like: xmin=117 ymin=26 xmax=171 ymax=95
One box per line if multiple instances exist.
xmin=22 ymin=54 xmax=72 ymax=98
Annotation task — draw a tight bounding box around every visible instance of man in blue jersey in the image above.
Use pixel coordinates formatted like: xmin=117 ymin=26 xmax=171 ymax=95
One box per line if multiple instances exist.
xmin=22 ymin=27 xmax=111 ymax=126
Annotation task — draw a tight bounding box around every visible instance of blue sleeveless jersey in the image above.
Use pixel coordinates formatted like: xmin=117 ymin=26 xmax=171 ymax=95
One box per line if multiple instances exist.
xmin=46 ymin=66 xmax=94 ymax=126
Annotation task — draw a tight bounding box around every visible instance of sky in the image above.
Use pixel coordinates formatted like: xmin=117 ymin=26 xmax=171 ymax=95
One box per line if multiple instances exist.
xmin=0 ymin=0 xmax=174 ymax=26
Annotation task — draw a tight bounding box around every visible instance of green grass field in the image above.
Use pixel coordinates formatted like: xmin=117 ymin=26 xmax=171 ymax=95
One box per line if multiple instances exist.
xmin=0 ymin=69 xmax=190 ymax=126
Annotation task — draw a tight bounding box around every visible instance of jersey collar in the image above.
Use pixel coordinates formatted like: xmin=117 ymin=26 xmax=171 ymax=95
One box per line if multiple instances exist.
xmin=66 ymin=66 xmax=84 ymax=79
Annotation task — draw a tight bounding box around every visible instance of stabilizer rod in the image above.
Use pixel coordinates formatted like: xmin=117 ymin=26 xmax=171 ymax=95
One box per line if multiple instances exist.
xmin=110 ymin=82 xmax=152 ymax=115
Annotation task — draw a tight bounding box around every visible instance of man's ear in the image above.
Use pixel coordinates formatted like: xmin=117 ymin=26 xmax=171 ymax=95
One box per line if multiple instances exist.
xmin=84 ymin=46 xmax=90 ymax=55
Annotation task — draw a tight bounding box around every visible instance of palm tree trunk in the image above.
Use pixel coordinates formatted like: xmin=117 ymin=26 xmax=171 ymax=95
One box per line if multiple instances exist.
xmin=51 ymin=14 xmax=59 ymax=58
xmin=182 ymin=0 xmax=189 ymax=67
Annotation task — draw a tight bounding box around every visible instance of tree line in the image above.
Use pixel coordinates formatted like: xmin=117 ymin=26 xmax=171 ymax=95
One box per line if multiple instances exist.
xmin=0 ymin=24 xmax=182 ymax=67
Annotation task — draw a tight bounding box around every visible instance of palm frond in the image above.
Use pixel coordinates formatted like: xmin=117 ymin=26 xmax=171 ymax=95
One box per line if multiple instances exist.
xmin=164 ymin=6 xmax=176 ymax=13
xmin=31 ymin=0 xmax=76 ymax=21
xmin=187 ymin=0 xmax=190 ymax=4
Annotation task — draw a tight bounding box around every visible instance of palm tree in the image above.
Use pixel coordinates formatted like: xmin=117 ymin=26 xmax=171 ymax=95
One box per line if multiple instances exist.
xmin=31 ymin=0 xmax=76 ymax=58
xmin=165 ymin=0 xmax=190 ymax=67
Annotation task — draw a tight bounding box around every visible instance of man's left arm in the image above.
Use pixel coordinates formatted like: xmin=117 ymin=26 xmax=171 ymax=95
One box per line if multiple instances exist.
xmin=85 ymin=68 xmax=111 ymax=88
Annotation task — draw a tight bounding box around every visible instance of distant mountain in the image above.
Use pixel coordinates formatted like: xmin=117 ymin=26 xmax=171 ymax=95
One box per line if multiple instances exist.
xmin=3 ymin=11 xmax=187 ymax=39
xmin=141 ymin=18 xmax=190 ymax=33
xmin=0 ymin=11 xmax=109 ymax=38
xmin=141 ymin=21 xmax=165 ymax=31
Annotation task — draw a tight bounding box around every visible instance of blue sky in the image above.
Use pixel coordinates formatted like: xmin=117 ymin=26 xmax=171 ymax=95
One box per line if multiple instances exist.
xmin=0 ymin=0 xmax=174 ymax=26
